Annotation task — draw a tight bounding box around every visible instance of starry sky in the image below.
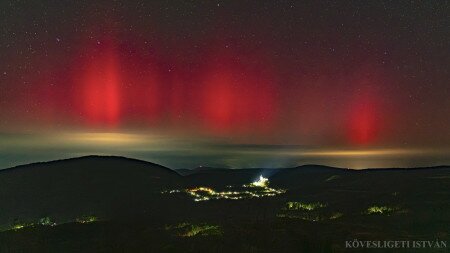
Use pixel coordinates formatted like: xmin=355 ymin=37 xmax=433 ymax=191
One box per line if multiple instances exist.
xmin=0 ymin=1 xmax=449 ymax=169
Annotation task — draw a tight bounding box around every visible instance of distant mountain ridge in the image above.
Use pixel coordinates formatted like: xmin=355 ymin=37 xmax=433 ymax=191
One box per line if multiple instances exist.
xmin=1 ymin=155 xmax=176 ymax=174
xmin=2 ymin=155 xmax=449 ymax=172
xmin=0 ymin=155 xmax=448 ymax=229
xmin=0 ymin=156 xmax=449 ymax=252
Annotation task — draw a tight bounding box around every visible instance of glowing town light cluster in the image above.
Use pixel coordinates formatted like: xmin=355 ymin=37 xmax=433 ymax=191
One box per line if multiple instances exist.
xmin=7 ymin=217 xmax=57 ymax=231
xmin=75 ymin=215 xmax=98 ymax=224
xmin=277 ymin=201 xmax=338 ymax=222
xmin=2 ymin=215 xmax=99 ymax=232
xmin=165 ymin=222 xmax=222 ymax=237
xmin=366 ymin=205 xmax=396 ymax=215
xmin=11 ymin=224 xmax=26 ymax=231
xmin=249 ymin=175 xmax=269 ymax=187
xmin=285 ymin=201 xmax=327 ymax=211
xmin=163 ymin=175 xmax=285 ymax=202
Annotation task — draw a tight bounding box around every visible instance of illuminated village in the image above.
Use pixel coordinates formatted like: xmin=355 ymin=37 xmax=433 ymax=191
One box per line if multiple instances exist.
xmin=2 ymin=215 xmax=98 ymax=232
xmin=163 ymin=175 xmax=286 ymax=202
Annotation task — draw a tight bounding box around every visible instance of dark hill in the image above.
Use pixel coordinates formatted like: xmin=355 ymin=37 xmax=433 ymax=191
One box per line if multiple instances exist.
xmin=0 ymin=156 xmax=449 ymax=252
xmin=0 ymin=156 xmax=182 ymax=228
xmin=1 ymin=156 xmax=449 ymax=233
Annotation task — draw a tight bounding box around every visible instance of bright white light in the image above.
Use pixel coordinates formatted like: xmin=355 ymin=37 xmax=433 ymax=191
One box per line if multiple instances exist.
xmin=251 ymin=175 xmax=269 ymax=188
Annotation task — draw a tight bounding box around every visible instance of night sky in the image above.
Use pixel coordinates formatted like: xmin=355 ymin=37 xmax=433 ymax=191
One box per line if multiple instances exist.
xmin=0 ymin=1 xmax=449 ymax=169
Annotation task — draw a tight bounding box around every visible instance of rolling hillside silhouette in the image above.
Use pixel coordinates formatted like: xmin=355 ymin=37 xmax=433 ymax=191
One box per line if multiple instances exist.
xmin=0 ymin=156 xmax=449 ymax=252
xmin=0 ymin=156 xmax=182 ymax=227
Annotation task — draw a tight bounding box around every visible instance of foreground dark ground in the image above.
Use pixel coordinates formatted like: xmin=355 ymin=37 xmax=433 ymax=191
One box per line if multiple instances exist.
xmin=0 ymin=156 xmax=448 ymax=252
